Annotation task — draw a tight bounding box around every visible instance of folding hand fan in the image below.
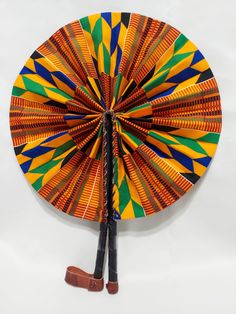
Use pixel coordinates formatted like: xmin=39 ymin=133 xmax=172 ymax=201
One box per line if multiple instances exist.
xmin=10 ymin=12 xmax=222 ymax=294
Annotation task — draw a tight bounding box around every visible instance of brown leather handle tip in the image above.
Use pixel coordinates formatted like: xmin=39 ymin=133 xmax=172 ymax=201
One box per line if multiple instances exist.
xmin=106 ymin=281 xmax=119 ymax=294
xmin=65 ymin=266 xmax=104 ymax=292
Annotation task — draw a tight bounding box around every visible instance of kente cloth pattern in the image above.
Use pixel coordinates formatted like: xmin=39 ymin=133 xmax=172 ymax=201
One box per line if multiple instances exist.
xmin=10 ymin=12 xmax=222 ymax=221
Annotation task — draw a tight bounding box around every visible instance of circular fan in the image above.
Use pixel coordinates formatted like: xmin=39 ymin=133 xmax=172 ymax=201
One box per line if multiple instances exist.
xmin=10 ymin=12 xmax=222 ymax=293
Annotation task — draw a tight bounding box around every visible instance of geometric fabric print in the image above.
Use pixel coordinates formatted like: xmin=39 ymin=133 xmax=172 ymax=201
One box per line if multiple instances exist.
xmin=10 ymin=12 xmax=222 ymax=222
xmin=113 ymin=156 xmax=145 ymax=219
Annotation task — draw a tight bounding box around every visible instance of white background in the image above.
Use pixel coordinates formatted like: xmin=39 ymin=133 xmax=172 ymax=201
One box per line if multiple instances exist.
xmin=1 ymin=0 xmax=236 ymax=313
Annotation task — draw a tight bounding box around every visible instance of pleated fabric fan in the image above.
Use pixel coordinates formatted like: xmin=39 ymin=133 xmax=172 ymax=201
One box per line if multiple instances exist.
xmin=10 ymin=12 xmax=222 ymax=294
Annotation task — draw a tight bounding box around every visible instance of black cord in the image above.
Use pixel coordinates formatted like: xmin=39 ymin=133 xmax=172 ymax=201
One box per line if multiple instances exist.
xmin=105 ymin=112 xmax=118 ymax=283
xmin=93 ymin=111 xmax=117 ymax=283
xmin=94 ymin=222 xmax=108 ymax=279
